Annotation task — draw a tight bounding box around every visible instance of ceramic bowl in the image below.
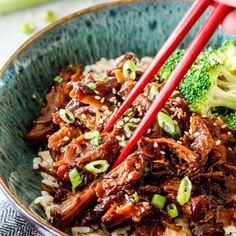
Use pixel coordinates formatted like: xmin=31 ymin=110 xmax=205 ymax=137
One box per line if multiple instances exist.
xmin=0 ymin=0 xmax=234 ymax=235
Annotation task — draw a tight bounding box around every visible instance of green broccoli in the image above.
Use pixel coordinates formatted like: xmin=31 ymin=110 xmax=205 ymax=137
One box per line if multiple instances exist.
xmin=218 ymin=41 xmax=236 ymax=73
xmin=158 ymin=49 xmax=185 ymax=82
xmin=179 ymin=47 xmax=236 ymax=114
xmin=225 ymin=113 xmax=236 ymax=130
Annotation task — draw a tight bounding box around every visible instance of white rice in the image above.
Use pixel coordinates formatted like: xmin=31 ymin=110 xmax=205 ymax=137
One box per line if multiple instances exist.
xmin=33 ymin=56 xmax=236 ymax=235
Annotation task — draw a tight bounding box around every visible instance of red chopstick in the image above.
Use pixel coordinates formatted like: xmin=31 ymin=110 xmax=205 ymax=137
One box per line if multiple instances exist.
xmin=112 ymin=2 xmax=232 ymax=169
xmin=103 ymin=0 xmax=212 ymax=134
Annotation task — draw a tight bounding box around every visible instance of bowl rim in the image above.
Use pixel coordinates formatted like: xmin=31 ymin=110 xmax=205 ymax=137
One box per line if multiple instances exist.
xmin=0 ymin=0 xmax=190 ymax=235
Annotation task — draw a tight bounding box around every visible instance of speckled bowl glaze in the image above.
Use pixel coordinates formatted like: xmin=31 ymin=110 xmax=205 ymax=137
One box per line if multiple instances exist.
xmin=0 ymin=0 xmax=235 ymax=235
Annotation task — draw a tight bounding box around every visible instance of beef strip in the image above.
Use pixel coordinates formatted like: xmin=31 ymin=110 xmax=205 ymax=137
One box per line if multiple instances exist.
xmin=52 ymin=150 xmax=150 ymax=228
xmin=95 ymin=151 xmax=150 ymax=198
xmin=102 ymin=199 xmax=152 ymax=227
xmin=27 ymin=67 xmax=83 ymax=144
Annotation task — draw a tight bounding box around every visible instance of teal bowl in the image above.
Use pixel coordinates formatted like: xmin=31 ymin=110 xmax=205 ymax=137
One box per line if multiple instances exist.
xmin=0 ymin=0 xmax=235 ymax=235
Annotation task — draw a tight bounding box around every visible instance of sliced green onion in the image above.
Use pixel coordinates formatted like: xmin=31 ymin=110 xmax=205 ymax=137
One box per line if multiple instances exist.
xmin=85 ymin=160 xmax=110 ymax=174
xmin=59 ymin=109 xmax=75 ymax=124
xmin=21 ymin=22 xmax=35 ymax=34
xmin=157 ymin=111 xmax=181 ymax=138
xmin=87 ymin=83 xmax=97 ymax=90
xmin=71 ymin=66 xmax=78 ymax=73
xmin=53 ymin=75 xmax=64 ymax=83
xmin=119 ymin=140 xmax=127 ymax=147
xmin=133 ymin=191 xmax=139 ymax=203
xmin=167 ymin=203 xmax=179 ymax=218
xmin=97 ymin=78 xmax=106 ymax=82
xmin=151 ymin=194 xmax=166 ymax=210
xmin=177 ymin=176 xmax=192 ymax=206
xmin=69 ymin=168 xmax=82 ymax=189
xmin=123 ymin=108 xmax=132 ymax=117
xmin=144 ymin=167 xmax=151 ymax=176
xmin=148 ymin=86 xmax=159 ymax=100
xmin=124 ymin=123 xmax=138 ymax=137
xmin=90 ymin=136 xmax=102 ymax=146
xmin=122 ymin=60 xmax=136 ymax=80
xmin=37 ymin=98 xmax=43 ymax=109
xmin=84 ymin=130 xmax=100 ymax=139
xmin=43 ymin=10 xmax=57 ymax=23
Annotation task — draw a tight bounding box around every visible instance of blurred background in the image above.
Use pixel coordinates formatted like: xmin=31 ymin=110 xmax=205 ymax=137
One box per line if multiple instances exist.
xmin=0 ymin=0 xmax=114 ymax=201
xmin=0 ymin=0 xmax=113 ymax=68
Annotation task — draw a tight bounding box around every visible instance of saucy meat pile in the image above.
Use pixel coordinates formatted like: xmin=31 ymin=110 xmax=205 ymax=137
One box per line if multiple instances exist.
xmin=27 ymin=53 xmax=236 ymax=236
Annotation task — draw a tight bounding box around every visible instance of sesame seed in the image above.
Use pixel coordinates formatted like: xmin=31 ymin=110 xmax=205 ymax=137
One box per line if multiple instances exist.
xmin=202 ymin=114 xmax=207 ymax=118
xmin=95 ymin=95 xmax=101 ymax=100
xmin=160 ymin=151 xmax=165 ymax=155
xmin=154 ymin=142 xmax=158 ymax=148
xmin=104 ymin=110 xmax=110 ymax=115
xmin=124 ymin=117 xmax=129 ymax=122
xmin=63 ymin=136 xmax=69 ymax=141
xmin=184 ymin=131 xmax=189 ymax=136
xmin=137 ymin=106 xmax=142 ymax=112
xmin=213 ymin=122 xmax=217 ymax=127
xmin=147 ymin=128 xmax=151 ymax=134
xmin=177 ymin=141 xmax=182 ymax=144
xmin=102 ymin=105 xmax=108 ymax=110
xmin=81 ymin=114 xmax=87 ymax=119
xmin=221 ymin=124 xmax=227 ymax=129
xmin=116 ymin=136 xmax=122 ymax=141
xmin=98 ymin=119 xmax=104 ymax=124
xmin=194 ymin=132 xmax=200 ymax=137
xmin=170 ymin=107 xmax=176 ymax=112
xmin=112 ymin=88 xmax=117 ymax=94
xmin=94 ymin=90 xmax=99 ymax=94
xmin=32 ymin=94 xmax=36 ymax=99
xmin=101 ymin=97 xmax=105 ymax=103
xmin=228 ymin=147 xmax=232 ymax=151
xmin=216 ymin=140 xmax=221 ymax=146
xmin=110 ymin=97 xmax=117 ymax=104
xmin=228 ymin=131 xmax=232 ymax=135
xmin=122 ymin=135 xmax=125 ymax=141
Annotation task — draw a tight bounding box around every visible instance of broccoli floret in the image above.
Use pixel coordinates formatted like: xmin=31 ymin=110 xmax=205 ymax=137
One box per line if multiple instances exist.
xmin=158 ymin=49 xmax=184 ymax=82
xmin=218 ymin=41 xmax=236 ymax=73
xmin=225 ymin=113 xmax=236 ymax=130
xmin=180 ymin=48 xmax=236 ymax=114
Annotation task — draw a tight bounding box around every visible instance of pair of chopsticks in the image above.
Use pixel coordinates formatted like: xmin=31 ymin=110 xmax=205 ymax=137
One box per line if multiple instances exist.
xmin=103 ymin=0 xmax=233 ymax=168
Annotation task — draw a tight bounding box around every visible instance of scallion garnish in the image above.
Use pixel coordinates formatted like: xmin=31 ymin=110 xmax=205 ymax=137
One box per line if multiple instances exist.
xmin=177 ymin=176 xmax=192 ymax=206
xmin=122 ymin=60 xmax=136 ymax=80
xmin=87 ymin=83 xmax=97 ymax=90
xmin=21 ymin=22 xmax=35 ymax=34
xmin=148 ymin=85 xmax=159 ymax=100
xmin=90 ymin=136 xmax=102 ymax=146
xmin=84 ymin=131 xmax=102 ymax=146
xmin=123 ymin=108 xmax=132 ymax=117
xmin=157 ymin=111 xmax=181 ymax=138
xmin=151 ymin=194 xmax=166 ymax=210
xmin=59 ymin=109 xmax=75 ymax=124
xmin=97 ymin=78 xmax=106 ymax=82
xmin=71 ymin=66 xmax=78 ymax=73
xmin=43 ymin=10 xmax=57 ymax=23
xmin=84 ymin=160 xmax=110 ymax=174
xmin=124 ymin=123 xmax=138 ymax=137
xmin=119 ymin=140 xmax=127 ymax=147
xmin=37 ymin=98 xmax=43 ymax=109
xmin=84 ymin=130 xmax=100 ymax=139
xmin=54 ymin=76 xmax=64 ymax=83
xmin=133 ymin=191 xmax=139 ymax=203
xmin=69 ymin=168 xmax=82 ymax=189
xmin=167 ymin=203 xmax=179 ymax=218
